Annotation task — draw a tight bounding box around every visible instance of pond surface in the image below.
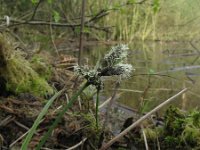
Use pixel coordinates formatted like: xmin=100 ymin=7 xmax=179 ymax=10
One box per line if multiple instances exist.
xmin=81 ymin=40 xmax=200 ymax=113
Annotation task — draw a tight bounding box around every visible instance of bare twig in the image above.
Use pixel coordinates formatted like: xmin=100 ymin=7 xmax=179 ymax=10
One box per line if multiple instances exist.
xmin=9 ymin=120 xmax=40 ymax=148
xmin=0 ymin=116 xmax=15 ymax=126
xmin=78 ymin=0 xmax=86 ymax=65
xmin=49 ymin=21 xmax=59 ymax=56
xmin=13 ymin=120 xmax=31 ymax=131
xmin=9 ymin=130 xmax=31 ymax=148
xmin=65 ymin=93 xmax=69 ymax=104
xmin=7 ymin=29 xmax=26 ymax=47
xmin=100 ymin=88 xmax=188 ymax=150
xmin=0 ymin=1 xmax=147 ymax=32
xmin=88 ymin=10 xmax=109 ymax=23
xmin=66 ymin=138 xmax=87 ymax=150
xmin=30 ymin=0 xmax=43 ymax=20
xmin=189 ymin=41 xmax=200 ymax=64
xmin=156 ymin=134 xmax=161 ymax=150
xmin=139 ymin=75 xmax=151 ymax=113
xmin=78 ymin=97 xmax=82 ymax=110
xmin=0 ymin=134 xmax=3 ymax=146
xmin=190 ymin=41 xmax=200 ymax=53
xmin=0 ymin=0 xmax=147 ymax=33
xmin=141 ymin=125 xmax=149 ymax=150
xmin=98 ymin=93 xmax=121 ymax=109
xmin=0 ymin=18 xmax=111 ymax=32
xmin=157 ymin=65 xmax=200 ymax=74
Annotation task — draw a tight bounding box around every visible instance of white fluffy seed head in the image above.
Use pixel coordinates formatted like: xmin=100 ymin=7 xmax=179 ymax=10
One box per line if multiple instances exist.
xmin=102 ymin=44 xmax=129 ymax=67
xmin=115 ymin=63 xmax=134 ymax=78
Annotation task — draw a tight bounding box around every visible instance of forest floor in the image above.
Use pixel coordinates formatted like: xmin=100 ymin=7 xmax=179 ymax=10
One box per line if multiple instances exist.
xmin=1 ymin=35 xmax=200 ymax=150
xmin=0 ymin=36 xmax=139 ymax=149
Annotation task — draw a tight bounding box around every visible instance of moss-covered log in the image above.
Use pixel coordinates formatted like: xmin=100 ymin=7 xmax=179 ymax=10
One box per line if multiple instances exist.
xmin=0 ymin=33 xmax=54 ymax=97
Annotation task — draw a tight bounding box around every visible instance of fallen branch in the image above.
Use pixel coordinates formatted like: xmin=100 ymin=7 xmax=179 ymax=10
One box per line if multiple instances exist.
xmin=0 ymin=1 xmax=148 ymax=32
xmin=0 ymin=18 xmax=112 ymax=32
xmin=100 ymin=88 xmax=188 ymax=150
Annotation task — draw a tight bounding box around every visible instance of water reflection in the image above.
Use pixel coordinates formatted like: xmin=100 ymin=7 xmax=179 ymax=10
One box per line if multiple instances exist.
xmin=83 ymin=41 xmax=200 ymax=112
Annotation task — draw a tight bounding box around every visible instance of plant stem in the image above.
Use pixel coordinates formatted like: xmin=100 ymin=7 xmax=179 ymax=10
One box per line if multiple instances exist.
xmin=36 ymin=81 xmax=90 ymax=150
xmin=96 ymin=89 xmax=100 ymax=129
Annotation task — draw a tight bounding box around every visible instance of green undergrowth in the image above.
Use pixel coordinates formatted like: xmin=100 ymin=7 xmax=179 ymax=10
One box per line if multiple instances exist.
xmin=0 ymin=33 xmax=54 ymax=97
xmin=1 ymin=1 xmax=200 ymax=42
xmin=82 ymin=113 xmax=102 ymax=136
xmin=30 ymin=55 xmax=52 ymax=80
xmin=141 ymin=106 xmax=200 ymax=149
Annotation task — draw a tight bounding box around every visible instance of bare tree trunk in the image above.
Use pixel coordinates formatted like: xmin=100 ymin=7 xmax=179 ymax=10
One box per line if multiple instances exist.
xmin=78 ymin=0 xmax=86 ymax=66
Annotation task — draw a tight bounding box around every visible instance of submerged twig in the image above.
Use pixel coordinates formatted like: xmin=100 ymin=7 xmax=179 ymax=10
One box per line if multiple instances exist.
xmin=100 ymin=88 xmax=188 ymax=150
xmin=98 ymin=81 xmax=120 ymax=148
xmin=102 ymin=81 xmax=120 ymax=130
xmin=98 ymin=93 xmax=121 ymax=109
xmin=157 ymin=65 xmax=200 ymax=74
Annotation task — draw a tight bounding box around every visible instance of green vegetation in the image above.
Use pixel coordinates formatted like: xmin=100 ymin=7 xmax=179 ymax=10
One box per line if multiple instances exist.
xmin=21 ymin=90 xmax=63 ymax=150
xmin=1 ymin=0 xmax=200 ymax=41
xmin=1 ymin=0 xmax=200 ymax=149
xmin=141 ymin=106 xmax=200 ymax=149
xmin=21 ymin=44 xmax=132 ymax=149
xmin=0 ymin=33 xmax=54 ymax=96
xmin=31 ymin=55 xmax=52 ymax=80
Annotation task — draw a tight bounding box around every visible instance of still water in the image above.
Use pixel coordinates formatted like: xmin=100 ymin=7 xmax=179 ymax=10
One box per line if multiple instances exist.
xmin=82 ymin=41 xmax=200 ymax=112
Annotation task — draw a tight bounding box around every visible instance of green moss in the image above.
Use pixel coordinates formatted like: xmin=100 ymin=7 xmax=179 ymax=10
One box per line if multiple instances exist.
xmin=136 ymin=107 xmax=200 ymax=149
xmin=182 ymin=125 xmax=200 ymax=146
xmin=30 ymin=55 xmax=52 ymax=80
xmin=0 ymin=33 xmax=54 ymax=97
xmin=181 ymin=109 xmax=200 ymax=146
xmin=164 ymin=136 xmax=180 ymax=147
xmin=82 ymin=113 xmax=101 ymax=133
xmin=143 ymin=127 xmax=163 ymax=140
xmin=163 ymin=106 xmax=200 ymax=148
xmin=188 ymin=110 xmax=200 ymax=127
xmin=81 ymin=113 xmax=101 ymax=148
xmin=164 ymin=106 xmax=186 ymax=135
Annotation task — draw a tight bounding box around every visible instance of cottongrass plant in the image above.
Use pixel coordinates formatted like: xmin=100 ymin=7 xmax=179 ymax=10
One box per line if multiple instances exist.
xmin=75 ymin=44 xmax=133 ymax=79
xmin=22 ymin=44 xmax=133 ymax=150
xmin=74 ymin=44 xmax=133 ymax=128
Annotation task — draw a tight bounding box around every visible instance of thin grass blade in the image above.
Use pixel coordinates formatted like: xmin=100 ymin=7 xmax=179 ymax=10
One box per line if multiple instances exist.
xmin=21 ymin=89 xmax=64 ymax=150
